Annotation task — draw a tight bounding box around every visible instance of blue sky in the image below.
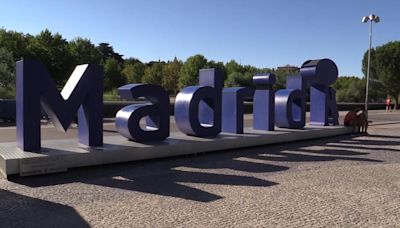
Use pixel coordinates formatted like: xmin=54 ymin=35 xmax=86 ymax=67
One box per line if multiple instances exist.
xmin=0 ymin=0 xmax=399 ymax=77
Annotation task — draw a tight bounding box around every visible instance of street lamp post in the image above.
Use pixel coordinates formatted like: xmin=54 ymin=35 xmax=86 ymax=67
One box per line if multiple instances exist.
xmin=362 ymin=14 xmax=380 ymax=121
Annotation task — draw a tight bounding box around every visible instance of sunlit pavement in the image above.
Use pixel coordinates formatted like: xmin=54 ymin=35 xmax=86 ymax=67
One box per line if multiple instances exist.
xmin=0 ymin=110 xmax=399 ymax=227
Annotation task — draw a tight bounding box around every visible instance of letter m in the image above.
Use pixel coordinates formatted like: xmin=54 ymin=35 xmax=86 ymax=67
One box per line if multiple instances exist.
xmin=16 ymin=60 xmax=103 ymax=151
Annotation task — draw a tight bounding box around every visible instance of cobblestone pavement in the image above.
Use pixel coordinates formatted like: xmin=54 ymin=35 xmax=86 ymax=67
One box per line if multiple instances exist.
xmin=1 ymin=122 xmax=400 ymax=227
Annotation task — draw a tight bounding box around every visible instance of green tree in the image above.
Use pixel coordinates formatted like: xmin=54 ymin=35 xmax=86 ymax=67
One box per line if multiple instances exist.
xmin=162 ymin=57 xmax=182 ymax=95
xmin=97 ymin=43 xmax=124 ymax=65
xmin=178 ymin=54 xmax=207 ymax=88
xmin=224 ymin=60 xmax=273 ymax=88
xmin=242 ymin=64 xmax=260 ymax=75
xmin=68 ymin=37 xmax=102 ymax=65
xmin=225 ymin=71 xmax=253 ymax=87
xmin=362 ymin=49 xmax=378 ymax=80
xmin=272 ymin=68 xmax=299 ymax=90
xmin=122 ymin=62 xmax=146 ymax=83
xmin=225 ymin=60 xmax=243 ymax=76
xmin=124 ymin=57 xmax=142 ymax=66
xmin=104 ymin=58 xmax=125 ymax=91
xmin=347 ymin=79 xmax=365 ymax=102
xmin=142 ymin=62 xmax=163 ymax=85
xmin=26 ymin=29 xmax=73 ymax=86
xmin=362 ymin=41 xmax=400 ymax=106
xmin=0 ymin=29 xmax=32 ymax=61
xmin=206 ymin=60 xmax=227 ymax=82
xmin=368 ymin=79 xmax=386 ymax=102
xmin=0 ymin=48 xmax=15 ymax=94
xmin=0 ymin=48 xmax=16 ymax=98
xmin=333 ymin=76 xmax=368 ymax=102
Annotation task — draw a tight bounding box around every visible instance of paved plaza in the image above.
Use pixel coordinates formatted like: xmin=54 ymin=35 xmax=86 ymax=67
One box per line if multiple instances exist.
xmin=0 ymin=110 xmax=399 ymax=227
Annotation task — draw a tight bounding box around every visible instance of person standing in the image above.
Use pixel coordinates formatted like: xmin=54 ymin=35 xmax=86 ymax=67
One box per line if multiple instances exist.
xmin=386 ymin=96 xmax=392 ymax=112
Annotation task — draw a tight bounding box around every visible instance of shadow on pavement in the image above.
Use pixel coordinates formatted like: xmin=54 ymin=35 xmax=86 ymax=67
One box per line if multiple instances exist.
xmin=0 ymin=189 xmax=89 ymax=228
xmin=369 ymin=121 xmax=400 ymax=126
xmin=364 ymin=134 xmax=400 ymax=140
xmin=10 ymin=134 xmax=384 ymax=203
xmin=324 ymin=134 xmax=400 ymax=152
xmin=0 ymin=122 xmax=15 ymax=127
xmin=10 ymin=161 xmax=281 ymax=203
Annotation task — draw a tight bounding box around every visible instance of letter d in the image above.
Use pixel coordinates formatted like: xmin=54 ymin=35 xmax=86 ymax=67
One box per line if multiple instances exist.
xmin=174 ymin=68 xmax=223 ymax=137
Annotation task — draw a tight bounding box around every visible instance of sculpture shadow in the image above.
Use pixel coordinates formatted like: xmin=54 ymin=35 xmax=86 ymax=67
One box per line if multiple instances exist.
xmin=323 ymin=134 xmax=400 ymax=152
xmin=10 ymin=133 xmax=383 ymax=203
xmin=326 ymin=143 xmax=400 ymax=153
xmin=370 ymin=121 xmax=400 ymax=126
xmin=365 ymin=134 xmax=400 ymax=140
xmin=103 ymin=129 xmax=118 ymax=133
xmin=10 ymin=153 xmax=281 ymax=202
xmin=246 ymin=148 xmax=380 ymax=163
xmin=339 ymin=139 xmax=400 ymax=146
xmin=0 ymin=189 xmax=89 ymax=228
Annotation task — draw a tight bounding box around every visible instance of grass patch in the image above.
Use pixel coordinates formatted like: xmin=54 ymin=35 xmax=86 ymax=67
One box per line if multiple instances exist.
xmin=0 ymin=87 xmax=15 ymax=99
xmin=103 ymin=89 xmax=120 ymax=101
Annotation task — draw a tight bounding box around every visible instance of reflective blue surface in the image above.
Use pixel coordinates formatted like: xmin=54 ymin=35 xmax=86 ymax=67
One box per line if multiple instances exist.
xmin=16 ymin=60 xmax=103 ymax=151
xmin=253 ymin=73 xmax=276 ymax=88
xmin=300 ymin=59 xmax=338 ymax=86
xmin=253 ymin=73 xmax=276 ymax=131
xmin=15 ymin=58 xmax=340 ymax=150
xmin=275 ymin=89 xmax=306 ymax=129
xmin=175 ymin=69 xmax=223 ymax=137
xmin=115 ymin=84 xmax=169 ymax=142
xmin=222 ymin=87 xmax=254 ymax=134
xmin=284 ymin=59 xmax=339 ymax=126
xmin=301 ymin=59 xmax=339 ymax=126
xmin=198 ymin=69 xmax=223 ymax=127
xmin=175 ymin=86 xmax=221 ymax=137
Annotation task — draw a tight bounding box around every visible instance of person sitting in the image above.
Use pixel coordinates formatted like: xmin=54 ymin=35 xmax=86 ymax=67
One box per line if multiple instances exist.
xmin=344 ymin=108 xmax=360 ymax=127
xmin=353 ymin=109 xmax=368 ymax=133
xmin=344 ymin=107 xmax=368 ymax=133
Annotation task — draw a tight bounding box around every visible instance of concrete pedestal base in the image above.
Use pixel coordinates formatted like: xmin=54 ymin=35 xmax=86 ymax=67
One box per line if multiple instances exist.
xmin=0 ymin=125 xmax=351 ymax=178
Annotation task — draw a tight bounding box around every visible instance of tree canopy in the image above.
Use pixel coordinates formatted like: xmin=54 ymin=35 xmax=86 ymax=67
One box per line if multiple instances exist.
xmin=122 ymin=62 xmax=145 ymax=83
xmin=1 ymin=27 xmax=396 ymax=104
xmin=104 ymin=58 xmax=125 ymax=91
xmin=142 ymin=62 xmax=164 ymax=85
xmin=0 ymin=48 xmax=15 ymax=88
xmin=362 ymin=41 xmax=400 ymax=105
xmin=162 ymin=57 xmax=182 ymax=95
xmin=0 ymin=47 xmax=15 ymax=98
xmin=178 ymin=54 xmax=208 ymax=88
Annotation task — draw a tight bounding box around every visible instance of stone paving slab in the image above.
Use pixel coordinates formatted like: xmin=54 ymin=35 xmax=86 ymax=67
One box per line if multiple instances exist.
xmin=0 ymin=123 xmax=399 ymax=227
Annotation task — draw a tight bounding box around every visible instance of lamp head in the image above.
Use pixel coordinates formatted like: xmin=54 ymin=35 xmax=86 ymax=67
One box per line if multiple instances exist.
xmin=368 ymin=14 xmax=376 ymax=20
xmin=362 ymin=14 xmax=380 ymax=23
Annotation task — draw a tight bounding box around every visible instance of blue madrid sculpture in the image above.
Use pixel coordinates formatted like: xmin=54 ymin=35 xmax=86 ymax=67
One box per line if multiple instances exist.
xmin=253 ymin=73 xmax=276 ymax=131
xmin=15 ymin=58 xmax=340 ymax=151
xmin=174 ymin=68 xmax=223 ymax=137
xmin=300 ymin=59 xmax=339 ymax=126
xmin=16 ymin=60 xmax=103 ymax=151
xmin=115 ymin=84 xmax=170 ymax=142
xmin=275 ymin=58 xmax=339 ymax=128
xmin=222 ymin=87 xmax=254 ymax=134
